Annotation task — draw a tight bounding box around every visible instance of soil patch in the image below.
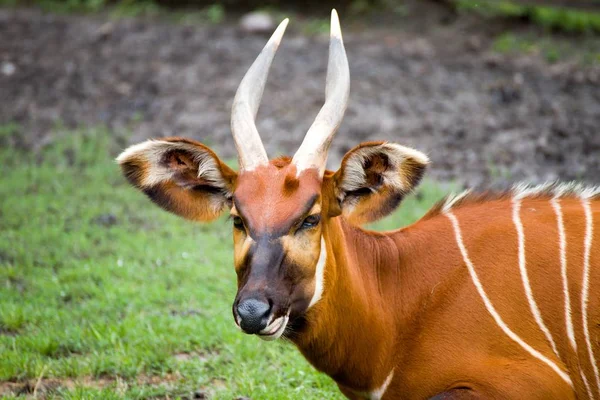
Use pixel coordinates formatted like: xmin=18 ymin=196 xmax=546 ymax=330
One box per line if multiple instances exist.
xmin=1 ymin=3 xmax=599 ymax=186
xmin=0 ymin=374 xmax=182 ymax=398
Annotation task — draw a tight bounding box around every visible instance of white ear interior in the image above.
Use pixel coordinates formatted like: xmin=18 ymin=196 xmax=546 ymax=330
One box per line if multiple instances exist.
xmin=339 ymin=143 xmax=429 ymax=194
xmin=117 ymin=140 xmax=227 ymax=189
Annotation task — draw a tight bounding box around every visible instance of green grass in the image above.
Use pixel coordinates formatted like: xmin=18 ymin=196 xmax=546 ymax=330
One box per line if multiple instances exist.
xmin=491 ymin=31 xmax=600 ymax=65
xmin=457 ymin=0 xmax=600 ymax=65
xmin=0 ymin=0 xmax=226 ymax=23
xmin=0 ymin=0 xmax=111 ymax=13
xmin=0 ymin=126 xmax=450 ymax=399
xmin=454 ymin=0 xmax=600 ymax=34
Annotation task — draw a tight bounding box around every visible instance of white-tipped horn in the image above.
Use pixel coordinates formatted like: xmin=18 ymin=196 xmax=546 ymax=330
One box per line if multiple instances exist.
xmin=292 ymin=9 xmax=350 ymax=176
xmin=231 ymin=18 xmax=289 ymax=171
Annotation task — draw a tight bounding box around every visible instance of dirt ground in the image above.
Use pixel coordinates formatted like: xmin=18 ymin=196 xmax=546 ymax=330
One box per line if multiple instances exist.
xmin=1 ymin=2 xmax=599 ymax=186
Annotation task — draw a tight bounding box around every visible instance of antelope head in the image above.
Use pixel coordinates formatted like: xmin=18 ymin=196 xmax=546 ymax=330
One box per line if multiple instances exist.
xmin=117 ymin=10 xmax=429 ymax=340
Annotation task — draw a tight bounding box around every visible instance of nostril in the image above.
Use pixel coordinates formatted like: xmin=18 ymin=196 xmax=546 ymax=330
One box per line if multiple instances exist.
xmin=237 ymin=298 xmax=271 ymax=334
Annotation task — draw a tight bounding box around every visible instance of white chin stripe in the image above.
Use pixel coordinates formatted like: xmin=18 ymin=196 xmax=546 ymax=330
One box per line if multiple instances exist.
xmin=258 ymin=314 xmax=289 ymax=341
xmin=308 ymin=237 xmax=327 ymax=309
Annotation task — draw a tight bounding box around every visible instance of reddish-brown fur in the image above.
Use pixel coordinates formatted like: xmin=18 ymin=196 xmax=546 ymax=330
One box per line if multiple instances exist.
xmin=310 ymin=195 xmax=599 ymax=399
xmin=234 ymin=163 xmax=322 ymax=235
xmin=118 ymin=138 xmax=600 ymax=399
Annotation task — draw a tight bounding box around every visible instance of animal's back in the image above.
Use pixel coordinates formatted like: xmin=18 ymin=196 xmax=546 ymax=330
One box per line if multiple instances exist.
xmin=389 ymin=186 xmax=600 ymax=399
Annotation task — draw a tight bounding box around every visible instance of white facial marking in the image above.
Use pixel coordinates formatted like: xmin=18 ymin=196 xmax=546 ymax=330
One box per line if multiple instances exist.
xmin=446 ymin=211 xmax=572 ymax=386
xmin=308 ymin=237 xmax=327 ymax=309
xmin=581 ymin=198 xmax=600 ymax=395
xmin=512 ymin=197 xmax=561 ymax=359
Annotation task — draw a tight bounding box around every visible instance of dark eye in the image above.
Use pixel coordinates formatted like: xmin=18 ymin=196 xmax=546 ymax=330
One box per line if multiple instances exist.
xmin=300 ymin=214 xmax=320 ymax=230
xmin=233 ymin=216 xmax=244 ymax=230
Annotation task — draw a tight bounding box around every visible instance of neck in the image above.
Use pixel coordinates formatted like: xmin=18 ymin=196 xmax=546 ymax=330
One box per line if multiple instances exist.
xmin=291 ymin=215 xmax=461 ymax=394
xmin=292 ymin=217 xmax=399 ymax=392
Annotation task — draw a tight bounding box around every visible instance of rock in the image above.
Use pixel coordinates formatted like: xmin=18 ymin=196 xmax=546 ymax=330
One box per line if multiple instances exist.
xmin=483 ymin=53 xmax=502 ymax=67
xmin=240 ymin=12 xmax=275 ymax=34
xmin=95 ymin=22 xmax=114 ymax=40
xmin=92 ymin=213 xmax=118 ymax=227
xmin=1 ymin=61 xmax=16 ymax=76
xmin=484 ymin=116 xmax=498 ymax=130
xmin=467 ymin=36 xmax=482 ymax=52
xmin=401 ymin=38 xmax=434 ymax=59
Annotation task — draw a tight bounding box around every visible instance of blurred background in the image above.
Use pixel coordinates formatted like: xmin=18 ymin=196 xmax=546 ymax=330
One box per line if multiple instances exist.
xmin=2 ymin=0 xmax=600 ymax=185
xmin=0 ymin=0 xmax=599 ymax=399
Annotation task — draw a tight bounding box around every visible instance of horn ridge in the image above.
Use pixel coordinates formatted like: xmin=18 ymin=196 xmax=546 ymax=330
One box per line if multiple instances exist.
xmin=231 ymin=18 xmax=289 ymax=171
xmin=292 ymin=9 xmax=350 ymax=176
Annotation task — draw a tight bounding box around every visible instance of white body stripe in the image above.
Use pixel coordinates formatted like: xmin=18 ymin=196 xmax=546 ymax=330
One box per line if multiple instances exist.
xmin=551 ymin=198 xmax=577 ymax=351
xmin=308 ymin=237 xmax=327 ymax=309
xmin=446 ymin=211 xmax=572 ymax=386
xmin=350 ymin=369 xmax=394 ymax=400
xmin=581 ymin=199 xmax=600 ymax=395
xmin=367 ymin=369 xmax=394 ymax=400
xmin=553 ymin=198 xmax=594 ymax=399
xmin=581 ymin=370 xmax=595 ymax=400
xmin=512 ymin=198 xmax=561 ymax=358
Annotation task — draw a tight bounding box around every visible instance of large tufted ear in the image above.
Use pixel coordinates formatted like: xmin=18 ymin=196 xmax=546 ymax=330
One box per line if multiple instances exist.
xmin=332 ymin=141 xmax=429 ymax=225
xmin=116 ymin=138 xmax=237 ymax=222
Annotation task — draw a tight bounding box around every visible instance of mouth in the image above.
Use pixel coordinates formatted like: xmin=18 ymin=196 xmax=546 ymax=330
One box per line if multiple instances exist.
xmin=257 ymin=312 xmax=289 ymax=341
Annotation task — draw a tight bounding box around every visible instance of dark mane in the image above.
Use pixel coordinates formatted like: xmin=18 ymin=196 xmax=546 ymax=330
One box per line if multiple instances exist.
xmin=422 ymin=182 xmax=600 ymax=221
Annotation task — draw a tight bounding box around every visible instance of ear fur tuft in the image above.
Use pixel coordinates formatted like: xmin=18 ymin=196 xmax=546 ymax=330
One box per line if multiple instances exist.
xmin=117 ymin=139 xmax=232 ymax=190
xmin=117 ymin=138 xmax=237 ymax=222
xmin=333 ymin=141 xmax=429 ymax=224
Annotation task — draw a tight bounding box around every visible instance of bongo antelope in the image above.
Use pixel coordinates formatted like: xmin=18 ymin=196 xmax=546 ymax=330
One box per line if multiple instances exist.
xmin=117 ymin=10 xmax=600 ymax=399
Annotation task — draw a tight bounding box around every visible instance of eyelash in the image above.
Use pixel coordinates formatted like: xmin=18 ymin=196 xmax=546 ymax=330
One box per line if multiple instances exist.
xmin=232 ymin=216 xmax=244 ymax=230
xmin=300 ymin=214 xmax=320 ymax=230
xmin=231 ymin=214 xmax=320 ymax=232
